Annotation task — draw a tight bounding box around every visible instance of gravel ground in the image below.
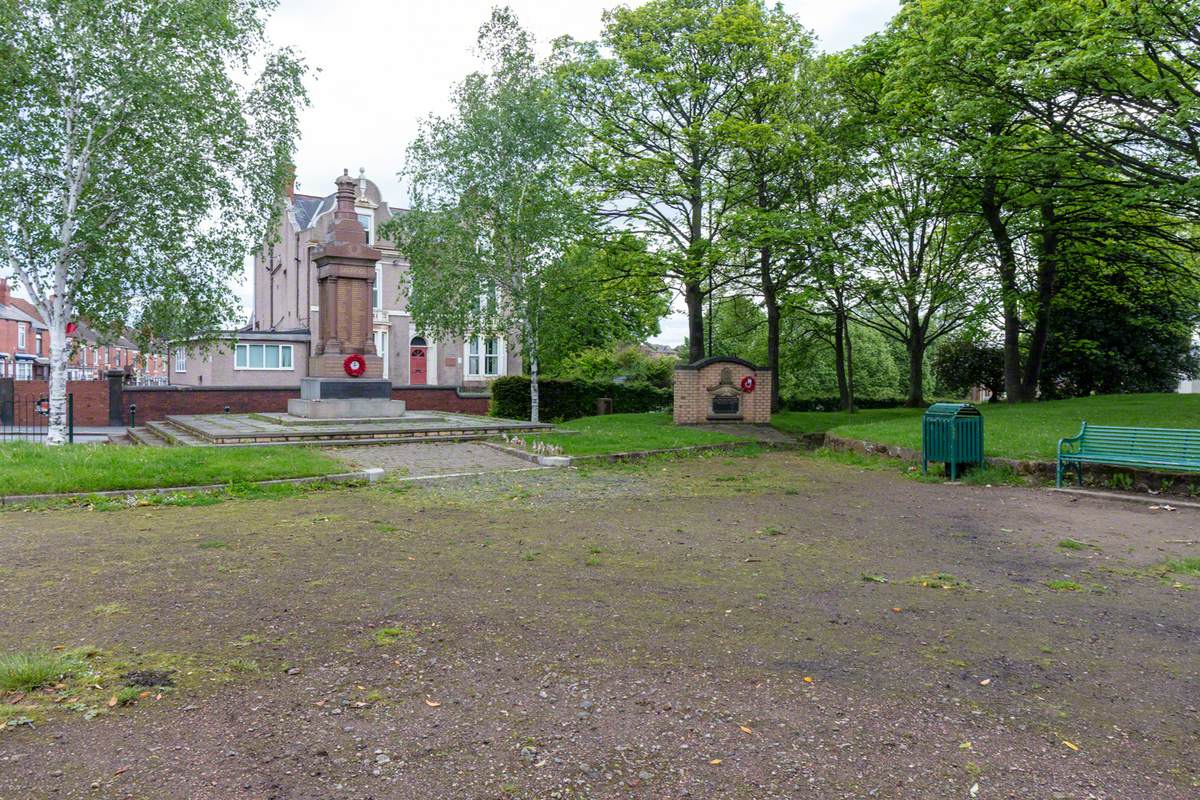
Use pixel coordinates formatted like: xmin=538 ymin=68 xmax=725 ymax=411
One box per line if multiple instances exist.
xmin=0 ymin=451 xmax=1196 ymax=799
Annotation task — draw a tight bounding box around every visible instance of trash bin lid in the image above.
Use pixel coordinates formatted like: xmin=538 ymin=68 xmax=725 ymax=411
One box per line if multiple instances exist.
xmin=924 ymin=402 xmax=981 ymax=417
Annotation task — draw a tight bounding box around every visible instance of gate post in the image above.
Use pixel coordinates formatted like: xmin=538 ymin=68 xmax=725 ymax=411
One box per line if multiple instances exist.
xmin=106 ymin=369 xmax=126 ymax=427
xmin=0 ymin=377 xmax=12 ymax=425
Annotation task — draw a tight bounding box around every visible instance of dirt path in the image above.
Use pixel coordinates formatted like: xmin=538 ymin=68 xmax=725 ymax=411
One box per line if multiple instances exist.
xmin=0 ymin=452 xmax=1195 ymax=799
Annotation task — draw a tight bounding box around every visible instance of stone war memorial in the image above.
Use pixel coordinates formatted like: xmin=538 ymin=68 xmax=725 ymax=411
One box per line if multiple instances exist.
xmin=672 ymin=356 xmax=772 ymax=425
xmin=288 ymin=169 xmax=402 ymax=420
xmin=118 ymin=172 xmax=550 ymax=447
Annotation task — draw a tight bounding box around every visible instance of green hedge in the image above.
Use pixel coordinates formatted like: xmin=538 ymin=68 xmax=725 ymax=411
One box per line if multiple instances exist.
xmin=781 ymin=396 xmax=908 ymax=412
xmin=490 ymin=376 xmax=672 ymax=421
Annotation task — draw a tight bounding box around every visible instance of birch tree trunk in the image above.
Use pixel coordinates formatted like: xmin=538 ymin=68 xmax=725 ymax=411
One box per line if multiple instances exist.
xmin=46 ymin=308 xmax=69 ymax=445
xmin=529 ymin=354 xmax=540 ymax=424
xmin=526 ymin=317 xmax=540 ymax=424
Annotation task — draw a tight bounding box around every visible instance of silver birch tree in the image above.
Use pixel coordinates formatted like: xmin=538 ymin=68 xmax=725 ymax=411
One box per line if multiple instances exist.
xmin=0 ymin=0 xmax=306 ymax=443
xmin=384 ymin=8 xmax=585 ymax=424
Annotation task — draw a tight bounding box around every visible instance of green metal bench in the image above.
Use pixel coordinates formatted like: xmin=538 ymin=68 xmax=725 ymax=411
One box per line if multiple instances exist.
xmin=1056 ymin=422 xmax=1200 ymax=487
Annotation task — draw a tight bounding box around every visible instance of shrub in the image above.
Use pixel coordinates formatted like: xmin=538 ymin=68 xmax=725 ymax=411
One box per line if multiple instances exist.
xmin=556 ymin=345 xmax=676 ymax=389
xmin=490 ymin=376 xmax=672 ymax=421
xmin=932 ymin=339 xmax=1005 ymax=401
xmin=780 ymin=396 xmax=907 ymax=412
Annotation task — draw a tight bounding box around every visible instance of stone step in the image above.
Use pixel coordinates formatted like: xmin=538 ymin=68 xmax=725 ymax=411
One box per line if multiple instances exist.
xmin=146 ymin=420 xmax=208 ymax=447
xmin=127 ymin=427 xmax=169 ymax=447
xmin=162 ymin=413 xmax=550 ymax=447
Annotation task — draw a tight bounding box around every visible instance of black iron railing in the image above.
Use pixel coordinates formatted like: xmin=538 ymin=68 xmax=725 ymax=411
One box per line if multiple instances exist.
xmin=0 ymin=394 xmax=74 ymax=443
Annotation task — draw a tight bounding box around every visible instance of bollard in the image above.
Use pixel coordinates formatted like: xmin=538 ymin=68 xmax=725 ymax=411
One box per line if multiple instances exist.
xmin=129 ymin=403 xmax=137 ymax=428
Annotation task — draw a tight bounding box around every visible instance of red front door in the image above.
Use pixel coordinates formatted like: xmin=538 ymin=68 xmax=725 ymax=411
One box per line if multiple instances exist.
xmin=409 ymin=347 xmax=427 ymax=385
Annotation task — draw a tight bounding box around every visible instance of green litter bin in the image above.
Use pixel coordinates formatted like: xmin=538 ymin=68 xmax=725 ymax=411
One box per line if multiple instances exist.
xmin=922 ymin=403 xmax=984 ymax=480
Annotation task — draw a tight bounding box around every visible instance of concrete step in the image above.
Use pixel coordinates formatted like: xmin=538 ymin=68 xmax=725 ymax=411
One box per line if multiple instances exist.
xmin=127 ymin=427 xmax=169 ymax=447
xmin=145 ymin=420 xmax=208 ymax=447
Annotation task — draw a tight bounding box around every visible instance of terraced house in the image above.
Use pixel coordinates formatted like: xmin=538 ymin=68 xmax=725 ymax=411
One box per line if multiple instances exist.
xmin=0 ymin=279 xmax=48 ymax=380
xmin=169 ymin=170 xmax=520 ymax=389
xmin=0 ymin=279 xmax=167 ymax=384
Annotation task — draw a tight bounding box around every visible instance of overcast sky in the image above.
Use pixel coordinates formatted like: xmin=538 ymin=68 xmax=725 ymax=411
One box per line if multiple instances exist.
xmin=259 ymin=0 xmax=900 ymax=344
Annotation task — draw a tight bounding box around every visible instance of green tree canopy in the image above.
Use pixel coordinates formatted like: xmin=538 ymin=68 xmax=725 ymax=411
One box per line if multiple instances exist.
xmin=383 ymin=8 xmax=588 ymax=422
xmin=0 ymin=0 xmax=307 ymax=443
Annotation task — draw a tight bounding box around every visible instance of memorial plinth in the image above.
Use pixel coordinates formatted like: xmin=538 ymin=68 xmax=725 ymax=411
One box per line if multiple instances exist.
xmin=287 ymin=169 xmax=406 ymax=420
xmin=286 ymin=377 xmax=406 ymax=419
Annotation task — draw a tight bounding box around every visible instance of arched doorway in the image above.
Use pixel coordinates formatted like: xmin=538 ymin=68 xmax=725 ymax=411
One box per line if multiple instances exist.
xmin=409 ymin=336 xmax=427 ymax=385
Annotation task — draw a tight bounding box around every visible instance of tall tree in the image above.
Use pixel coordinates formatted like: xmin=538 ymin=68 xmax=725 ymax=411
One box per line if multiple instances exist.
xmin=718 ymin=6 xmax=817 ymax=412
xmin=555 ymin=0 xmax=762 ymax=362
xmin=537 ymin=235 xmax=670 ymax=375
xmin=789 ymin=55 xmax=871 ymax=413
xmin=1009 ymin=0 xmax=1200 ymax=209
xmin=385 ymin=8 xmax=586 ymax=423
xmin=0 ymin=0 xmax=307 ymax=443
xmin=878 ymin=1 xmax=1112 ymax=400
xmin=851 ymin=139 xmax=990 ymax=407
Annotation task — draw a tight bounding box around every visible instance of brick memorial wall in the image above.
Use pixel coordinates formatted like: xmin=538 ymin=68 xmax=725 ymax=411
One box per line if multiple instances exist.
xmin=673 ymin=357 xmax=772 ymax=425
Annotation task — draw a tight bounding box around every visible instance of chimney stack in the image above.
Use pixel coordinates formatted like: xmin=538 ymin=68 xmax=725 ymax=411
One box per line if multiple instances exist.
xmin=0 ymin=278 xmax=9 ymax=306
xmin=284 ymin=164 xmax=296 ymax=201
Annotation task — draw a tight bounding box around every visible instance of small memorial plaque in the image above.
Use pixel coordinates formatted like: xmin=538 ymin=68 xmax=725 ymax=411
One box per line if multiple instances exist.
xmin=711 ymin=394 xmax=740 ymax=416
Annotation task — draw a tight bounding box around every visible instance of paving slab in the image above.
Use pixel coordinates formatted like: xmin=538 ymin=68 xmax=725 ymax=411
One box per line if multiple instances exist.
xmin=158 ymin=411 xmax=551 ymax=445
xmin=326 ymin=441 xmax=539 ymax=477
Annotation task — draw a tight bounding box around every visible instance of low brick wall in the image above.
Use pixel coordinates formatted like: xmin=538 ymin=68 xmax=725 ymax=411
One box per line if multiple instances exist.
xmin=118 ymin=384 xmax=489 ymax=425
xmin=10 ymin=380 xmax=111 ymax=427
xmin=392 ymin=386 xmax=489 ymax=415
xmin=3 ymin=378 xmax=493 ymax=427
xmin=124 ymin=386 xmax=296 ymax=424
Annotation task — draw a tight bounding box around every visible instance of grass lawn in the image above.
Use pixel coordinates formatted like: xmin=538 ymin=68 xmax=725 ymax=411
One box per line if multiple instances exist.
xmin=524 ymin=412 xmax=752 ymax=456
xmin=0 ymin=442 xmax=346 ymax=496
xmin=773 ymin=393 xmax=1200 ymax=461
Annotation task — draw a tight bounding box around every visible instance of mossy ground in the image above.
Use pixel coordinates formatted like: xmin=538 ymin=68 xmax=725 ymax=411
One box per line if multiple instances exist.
xmin=0 ymin=451 xmax=1196 ymax=798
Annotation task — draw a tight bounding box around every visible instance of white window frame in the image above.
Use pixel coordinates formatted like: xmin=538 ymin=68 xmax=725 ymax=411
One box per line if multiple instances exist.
xmin=467 ymin=339 xmax=480 ymax=377
xmin=357 ymin=210 xmax=374 ymax=245
xmin=464 ymin=336 xmax=505 ymax=378
xmin=174 ymin=348 xmax=187 ymax=373
xmin=484 ymin=337 xmax=499 ymax=376
xmin=374 ymin=329 xmax=389 ymax=381
xmin=373 ymin=262 xmax=382 ymax=309
xmin=17 ymin=323 xmax=25 ymax=351
xmin=234 ymin=342 xmax=294 ymax=371
xmin=15 ymin=360 xmax=32 ymax=380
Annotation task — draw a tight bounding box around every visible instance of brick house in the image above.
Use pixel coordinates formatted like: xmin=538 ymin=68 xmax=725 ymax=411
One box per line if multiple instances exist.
xmin=0 ymin=279 xmax=49 ymax=379
xmin=0 ymin=279 xmax=167 ymax=383
xmin=169 ymin=170 xmax=520 ymax=389
xmin=64 ymin=320 xmax=169 ymax=384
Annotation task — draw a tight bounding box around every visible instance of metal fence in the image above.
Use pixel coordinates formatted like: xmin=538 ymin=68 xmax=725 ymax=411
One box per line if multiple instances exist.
xmin=0 ymin=394 xmax=74 ymax=443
